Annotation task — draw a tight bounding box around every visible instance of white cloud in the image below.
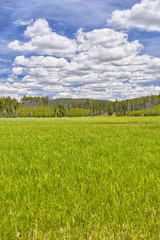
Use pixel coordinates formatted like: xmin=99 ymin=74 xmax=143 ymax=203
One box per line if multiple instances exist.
xmin=12 ymin=67 xmax=23 ymax=75
xmin=8 ymin=19 xmax=77 ymax=58
xmin=108 ymin=0 xmax=160 ymax=32
xmin=24 ymin=19 xmax=51 ymax=37
xmin=75 ymin=28 xmax=143 ymax=63
xmin=8 ymin=40 xmax=35 ymax=53
xmin=7 ymin=19 xmax=160 ymax=100
xmin=0 ymin=68 xmax=10 ymax=74
xmin=14 ymin=19 xmax=33 ymax=26
xmin=14 ymin=55 xmax=68 ymax=68
xmin=0 ymin=82 xmax=32 ymax=99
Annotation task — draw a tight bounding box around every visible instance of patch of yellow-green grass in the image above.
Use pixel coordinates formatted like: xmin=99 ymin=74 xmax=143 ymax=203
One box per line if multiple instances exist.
xmin=0 ymin=117 xmax=160 ymax=239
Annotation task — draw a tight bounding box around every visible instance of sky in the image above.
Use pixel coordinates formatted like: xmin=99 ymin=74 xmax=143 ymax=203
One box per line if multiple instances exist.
xmin=1 ymin=0 xmax=160 ymax=100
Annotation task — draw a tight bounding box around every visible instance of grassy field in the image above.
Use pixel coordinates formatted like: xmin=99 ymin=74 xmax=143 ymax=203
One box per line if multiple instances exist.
xmin=0 ymin=117 xmax=160 ymax=239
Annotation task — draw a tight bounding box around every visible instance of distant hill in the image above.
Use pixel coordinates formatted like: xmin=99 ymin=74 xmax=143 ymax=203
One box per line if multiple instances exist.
xmin=21 ymin=97 xmax=110 ymax=107
xmin=50 ymin=98 xmax=110 ymax=106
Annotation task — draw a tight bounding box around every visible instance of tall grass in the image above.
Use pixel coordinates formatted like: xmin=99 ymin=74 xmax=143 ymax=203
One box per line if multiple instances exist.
xmin=0 ymin=117 xmax=160 ymax=239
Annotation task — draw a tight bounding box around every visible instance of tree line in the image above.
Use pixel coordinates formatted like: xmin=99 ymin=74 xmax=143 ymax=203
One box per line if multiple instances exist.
xmin=0 ymin=94 xmax=160 ymax=118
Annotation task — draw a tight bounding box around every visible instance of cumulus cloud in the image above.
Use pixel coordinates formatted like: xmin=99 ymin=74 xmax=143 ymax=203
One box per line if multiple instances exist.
xmin=9 ymin=19 xmax=77 ymax=58
xmin=12 ymin=67 xmax=24 ymax=75
xmin=7 ymin=19 xmax=160 ymax=100
xmin=14 ymin=55 xmax=68 ymax=68
xmin=108 ymin=0 xmax=160 ymax=32
xmin=0 ymin=81 xmax=33 ymax=99
xmin=24 ymin=19 xmax=51 ymax=37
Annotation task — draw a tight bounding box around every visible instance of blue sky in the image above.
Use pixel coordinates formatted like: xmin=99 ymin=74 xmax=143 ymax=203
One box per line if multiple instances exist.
xmin=1 ymin=0 xmax=160 ymax=100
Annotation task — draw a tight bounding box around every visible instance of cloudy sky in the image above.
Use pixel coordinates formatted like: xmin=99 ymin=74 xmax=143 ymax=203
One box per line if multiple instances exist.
xmin=1 ymin=0 xmax=160 ymax=100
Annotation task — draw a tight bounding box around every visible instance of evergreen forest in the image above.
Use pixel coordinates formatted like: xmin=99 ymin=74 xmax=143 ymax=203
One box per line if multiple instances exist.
xmin=1 ymin=94 xmax=160 ymax=118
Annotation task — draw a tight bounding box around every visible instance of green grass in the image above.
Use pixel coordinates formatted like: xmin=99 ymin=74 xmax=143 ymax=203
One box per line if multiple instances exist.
xmin=0 ymin=117 xmax=160 ymax=239
xmin=125 ymin=104 xmax=160 ymax=116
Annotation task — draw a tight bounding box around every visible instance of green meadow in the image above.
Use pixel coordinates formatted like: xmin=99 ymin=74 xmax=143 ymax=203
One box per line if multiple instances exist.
xmin=0 ymin=117 xmax=160 ymax=239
